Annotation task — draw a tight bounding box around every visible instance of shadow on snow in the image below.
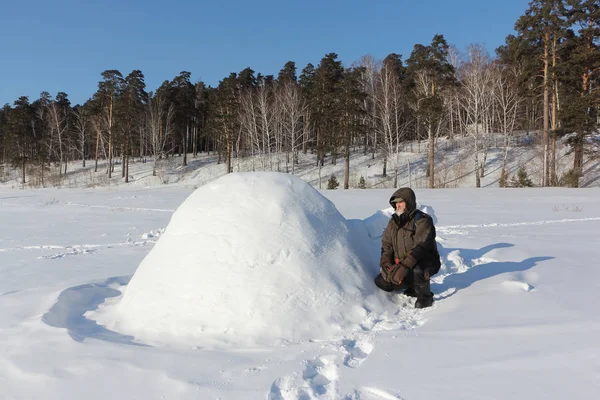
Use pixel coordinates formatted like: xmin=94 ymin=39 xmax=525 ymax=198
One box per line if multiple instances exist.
xmin=42 ymin=275 xmax=146 ymax=346
xmin=434 ymin=241 xmax=553 ymax=299
xmin=41 ymin=240 xmax=553 ymax=345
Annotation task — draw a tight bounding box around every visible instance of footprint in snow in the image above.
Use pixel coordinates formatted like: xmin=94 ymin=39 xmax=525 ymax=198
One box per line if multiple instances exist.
xmin=302 ymin=356 xmax=338 ymax=399
xmin=446 ymin=250 xmax=469 ymax=273
xmin=268 ymin=356 xmax=338 ymax=400
xmin=342 ymin=338 xmax=374 ymax=368
xmin=268 ymin=374 xmax=298 ymax=400
xmin=343 ymin=386 xmax=406 ymax=400
xmin=501 ymin=280 xmax=535 ymax=293
xmin=39 ymin=248 xmax=97 ymax=259
xmin=434 ymin=287 xmax=457 ymax=300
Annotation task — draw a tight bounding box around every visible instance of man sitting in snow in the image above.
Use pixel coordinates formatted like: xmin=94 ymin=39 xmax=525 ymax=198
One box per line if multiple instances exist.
xmin=375 ymin=187 xmax=441 ymax=308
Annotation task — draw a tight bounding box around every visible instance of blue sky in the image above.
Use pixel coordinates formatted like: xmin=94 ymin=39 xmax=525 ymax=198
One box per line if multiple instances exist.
xmin=1 ymin=0 xmax=530 ymax=106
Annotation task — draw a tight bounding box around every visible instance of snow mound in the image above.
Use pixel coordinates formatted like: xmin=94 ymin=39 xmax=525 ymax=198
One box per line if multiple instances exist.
xmin=91 ymin=172 xmax=379 ymax=348
xmin=362 ymin=210 xmax=392 ymax=239
xmin=360 ymin=203 xmax=439 ymax=240
xmin=419 ymin=204 xmax=438 ymax=225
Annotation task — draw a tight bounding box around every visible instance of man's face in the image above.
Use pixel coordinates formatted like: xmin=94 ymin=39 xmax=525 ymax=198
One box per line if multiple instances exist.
xmin=395 ymin=200 xmax=406 ymax=214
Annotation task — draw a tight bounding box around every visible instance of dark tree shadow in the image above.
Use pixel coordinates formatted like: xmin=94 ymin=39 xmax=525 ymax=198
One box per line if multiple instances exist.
xmin=42 ymin=275 xmax=147 ymax=346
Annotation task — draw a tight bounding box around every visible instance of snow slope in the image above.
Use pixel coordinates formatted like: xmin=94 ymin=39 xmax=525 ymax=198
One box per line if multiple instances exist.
xmin=2 ymin=133 xmax=598 ymax=191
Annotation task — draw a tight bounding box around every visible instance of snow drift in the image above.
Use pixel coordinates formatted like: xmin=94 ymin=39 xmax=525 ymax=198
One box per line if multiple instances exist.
xmin=91 ymin=172 xmax=382 ymax=347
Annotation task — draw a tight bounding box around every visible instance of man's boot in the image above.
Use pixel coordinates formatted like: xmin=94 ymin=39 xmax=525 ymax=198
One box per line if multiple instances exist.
xmin=399 ymin=268 xmax=416 ymax=297
xmin=414 ymin=281 xmax=434 ymax=308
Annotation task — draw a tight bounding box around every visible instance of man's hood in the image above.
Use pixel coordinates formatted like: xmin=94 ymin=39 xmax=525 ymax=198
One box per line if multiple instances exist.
xmin=389 ymin=187 xmax=417 ymax=215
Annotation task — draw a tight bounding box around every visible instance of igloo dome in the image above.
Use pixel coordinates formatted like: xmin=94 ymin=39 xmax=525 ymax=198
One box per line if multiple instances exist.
xmin=91 ymin=172 xmax=379 ymax=347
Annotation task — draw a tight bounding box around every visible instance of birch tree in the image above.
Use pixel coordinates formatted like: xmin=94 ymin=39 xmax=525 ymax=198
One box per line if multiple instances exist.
xmin=72 ymin=105 xmax=89 ymax=167
xmin=256 ymin=80 xmax=275 ymax=170
xmin=46 ymin=93 xmax=71 ymax=176
xmin=377 ymin=54 xmax=409 ymax=187
xmin=492 ymin=65 xmax=522 ymax=186
xmin=459 ymin=44 xmax=494 ymax=187
xmin=358 ymin=55 xmax=379 ymax=157
xmin=279 ymin=80 xmax=306 ymax=174
xmin=147 ymin=95 xmax=175 ymax=176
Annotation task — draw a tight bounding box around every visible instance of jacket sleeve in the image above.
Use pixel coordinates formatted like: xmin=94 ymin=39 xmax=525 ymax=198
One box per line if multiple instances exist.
xmin=379 ymin=220 xmax=395 ymax=269
xmin=401 ymin=215 xmax=437 ymax=269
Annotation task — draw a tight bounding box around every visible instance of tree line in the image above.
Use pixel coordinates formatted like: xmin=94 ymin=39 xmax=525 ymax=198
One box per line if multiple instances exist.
xmin=0 ymin=0 xmax=597 ymax=188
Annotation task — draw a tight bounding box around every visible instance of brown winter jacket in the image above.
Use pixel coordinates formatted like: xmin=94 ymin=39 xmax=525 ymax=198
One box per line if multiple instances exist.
xmin=379 ymin=188 xmax=441 ymax=283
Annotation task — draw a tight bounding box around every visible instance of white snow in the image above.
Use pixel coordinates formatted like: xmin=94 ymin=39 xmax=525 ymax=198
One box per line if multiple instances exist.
xmin=1 ymin=178 xmax=600 ymax=399
xmin=90 ymin=172 xmax=384 ymax=347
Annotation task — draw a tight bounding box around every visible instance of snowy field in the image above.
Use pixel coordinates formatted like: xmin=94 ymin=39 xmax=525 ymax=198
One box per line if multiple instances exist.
xmin=1 ymin=174 xmax=600 ymax=399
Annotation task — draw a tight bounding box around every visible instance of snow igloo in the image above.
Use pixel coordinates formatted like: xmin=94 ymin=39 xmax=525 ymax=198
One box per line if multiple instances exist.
xmin=91 ymin=172 xmax=379 ymax=347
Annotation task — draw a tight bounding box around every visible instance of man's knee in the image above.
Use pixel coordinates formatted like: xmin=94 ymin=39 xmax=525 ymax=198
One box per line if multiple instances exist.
xmin=413 ymin=265 xmax=431 ymax=285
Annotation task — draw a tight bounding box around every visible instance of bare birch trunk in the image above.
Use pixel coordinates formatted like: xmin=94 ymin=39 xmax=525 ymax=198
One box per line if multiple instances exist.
xmin=428 ymin=125 xmax=435 ymax=188
xmin=542 ymin=32 xmax=550 ymax=186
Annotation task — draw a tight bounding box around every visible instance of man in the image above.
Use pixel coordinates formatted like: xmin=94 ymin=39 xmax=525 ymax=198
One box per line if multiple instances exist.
xmin=375 ymin=187 xmax=441 ymax=308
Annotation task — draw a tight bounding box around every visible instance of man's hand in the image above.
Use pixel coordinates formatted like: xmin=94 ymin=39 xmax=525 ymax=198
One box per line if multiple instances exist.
xmin=389 ymin=264 xmax=410 ymax=285
xmin=381 ymin=262 xmax=395 ymax=281
xmin=400 ymin=254 xmax=418 ymax=269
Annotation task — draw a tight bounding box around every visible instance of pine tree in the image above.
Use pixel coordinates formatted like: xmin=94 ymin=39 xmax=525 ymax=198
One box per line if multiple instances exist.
xmin=358 ymin=175 xmax=366 ymax=189
xmin=192 ymin=81 xmax=210 ymax=157
xmin=30 ymin=92 xmax=52 ymax=185
xmin=406 ymin=34 xmax=456 ymax=188
xmin=327 ymin=174 xmax=339 ymax=189
xmin=121 ymin=70 xmax=147 ymax=181
xmin=558 ymin=0 xmax=600 ymax=186
xmin=238 ymin=68 xmax=257 ymax=89
xmin=169 ymin=71 xmax=196 ymax=167
xmin=299 ymin=63 xmax=316 ymax=155
xmin=511 ymin=166 xmax=534 ymax=187
xmin=0 ymin=104 xmax=8 ymax=169
xmin=515 ymin=0 xmax=567 ymax=186
xmin=6 ymin=97 xmax=35 ymax=185
xmin=278 ymin=61 xmax=297 ymax=84
xmin=214 ymin=73 xmax=240 ymax=173
xmin=383 ymin=53 xmax=408 ymax=83
xmin=339 ymin=67 xmax=367 ymax=189
xmin=312 ymin=53 xmax=344 ymax=167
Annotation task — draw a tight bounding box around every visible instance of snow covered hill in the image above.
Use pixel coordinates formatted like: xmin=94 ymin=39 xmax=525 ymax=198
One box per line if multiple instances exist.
xmin=1 ymin=133 xmax=599 ymax=190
